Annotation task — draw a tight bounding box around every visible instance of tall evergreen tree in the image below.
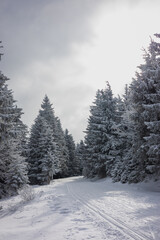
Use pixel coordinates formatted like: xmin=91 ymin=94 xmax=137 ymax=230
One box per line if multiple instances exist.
xmin=84 ymin=82 xmax=117 ymax=178
xmin=64 ymin=129 xmax=78 ymax=176
xmin=75 ymin=140 xmax=85 ymax=175
xmin=38 ymin=95 xmax=68 ymax=177
xmin=110 ymin=95 xmax=127 ymax=182
xmin=83 ymin=89 xmax=103 ymax=178
xmin=39 ymin=95 xmax=57 ymax=133
xmin=116 ymin=85 xmax=135 ymax=183
xmin=0 ymin=72 xmax=28 ymax=197
xmin=28 ymin=115 xmax=57 ymax=185
xmin=126 ymin=34 xmax=160 ymax=182
xmin=55 ymin=117 xmax=68 ymax=177
xmin=142 ymin=35 xmax=160 ymax=179
xmin=111 ymin=86 xmax=135 ymax=183
xmin=127 ymin=79 xmax=148 ymax=182
xmin=28 ymin=95 xmax=71 ymax=184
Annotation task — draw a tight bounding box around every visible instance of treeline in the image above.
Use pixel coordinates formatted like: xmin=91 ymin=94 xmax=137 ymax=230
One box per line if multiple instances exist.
xmin=81 ymin=34 xmax=160 ymax=183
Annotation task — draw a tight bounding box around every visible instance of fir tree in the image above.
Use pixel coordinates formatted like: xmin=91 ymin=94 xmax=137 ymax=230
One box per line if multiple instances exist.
xmin=64 ymin=129 xmax=78 ymax=176
xmin=28 ymin=115 xmax=57 ymax=185
xmin=39 ymin=95 xmax=57 ymax=133
xmin=84 ymin=82 xmax=117 ymax=178
xmin=39 ymin=95 xmax=68 ymax=177
xmin=111 ymin=86 xmax=135 ymax=183
xmin=0 ymin=72 xmax=28 ymax=197
xmin=75 ymin=140 xmax=85 ymax=175
xmin=83 ymin=89 xmax=103 ymax=178
xmin=55 ymin=117 xmax=68 ymax=177
xmin=117 ymin=85 xmax=135 ymax=183
xmin=110 ymin=95 xmax=127 ymax=182
xmin=5 ymin=138 xmax=28 ymax=194
xmin=127 ymin=34 xmax=160 ymax=182
xmin=142 ymin=35 xmax=160 ymax=178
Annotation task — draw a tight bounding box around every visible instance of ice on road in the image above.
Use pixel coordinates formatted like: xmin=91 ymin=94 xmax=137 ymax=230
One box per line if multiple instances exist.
xmin=0 ymin=176 xmax=160 ymax=240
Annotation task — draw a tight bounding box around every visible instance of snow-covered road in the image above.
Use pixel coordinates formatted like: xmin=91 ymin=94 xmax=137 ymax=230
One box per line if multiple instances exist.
xmin=0 ymin=176 xmax=160 ymax=240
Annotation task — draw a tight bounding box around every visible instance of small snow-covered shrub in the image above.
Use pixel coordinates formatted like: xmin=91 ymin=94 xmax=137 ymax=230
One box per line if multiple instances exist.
xmin=18 ymin=184 xmax=35 ymax=202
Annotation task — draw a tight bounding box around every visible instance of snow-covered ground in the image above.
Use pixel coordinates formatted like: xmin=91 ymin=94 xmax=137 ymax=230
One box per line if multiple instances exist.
xmin=0 ymin=176 xmax=160 ymax=240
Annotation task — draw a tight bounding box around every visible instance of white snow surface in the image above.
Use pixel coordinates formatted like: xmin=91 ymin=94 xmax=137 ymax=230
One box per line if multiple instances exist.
xmin=0 ymin=176 xmax=160 ymax=240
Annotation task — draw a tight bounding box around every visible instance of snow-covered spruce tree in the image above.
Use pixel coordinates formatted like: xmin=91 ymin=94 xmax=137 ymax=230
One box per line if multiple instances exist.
xmin=110 ymin=85 xmax=136 ymax=183
xmin=116 ymin=85 xmax=135 ymax=183
xmin=39 ymin=95 xmax=68 ymax=177
xmin=28 ymin=114 xmax=57 ymax=185
xmin=83 ymin=89 xmax=102 ymax=178
xmin=143 ymin=35 xmax=160 ymax=179
xmin=110 ymin=95 xmax=128 ymax=182
xmin=64 ymin=129 xmax=78 ymax=176
xmin=84 ymin=82 xmax=118 ymax=178
xmin=55 ymin=117 xmax=68 ymax=177
xmin=0 ymin=72 xmax=28 ymax=198
xmin=4 ymin=137 xmax=28 ymax=195
xmin=39 ymin=95 xmax=57 ymax=132
xmin=127 ymin=80 xmax=148 ymax=182
xmin=19 ymin=123 xmax=29 ymax=159
xmin=75 ymin=140 xmax=85 ymax=175
xmin=127 ymin=34 xmax=160 ymax=182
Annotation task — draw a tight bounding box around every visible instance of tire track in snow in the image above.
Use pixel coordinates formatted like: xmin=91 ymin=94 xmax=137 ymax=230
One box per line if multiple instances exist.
xmin=66 ymin=183 xmax=151 ymax=240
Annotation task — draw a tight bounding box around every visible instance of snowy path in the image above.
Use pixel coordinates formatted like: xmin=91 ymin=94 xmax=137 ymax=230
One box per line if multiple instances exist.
xmin=0 ymin=176 xmax=160 ymax=240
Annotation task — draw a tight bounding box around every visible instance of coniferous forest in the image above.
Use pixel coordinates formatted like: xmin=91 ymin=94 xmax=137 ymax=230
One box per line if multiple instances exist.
xmin=0 ymin=34 xmax=160 ymax=199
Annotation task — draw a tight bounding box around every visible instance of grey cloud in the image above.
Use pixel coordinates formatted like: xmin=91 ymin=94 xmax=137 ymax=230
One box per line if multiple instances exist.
xmin=1 ymin=0 xmax=158 ymax=142
xmin=0 ymin=0 xmax=103 ymax=74
xmin=0 ymin=0 xmax=105 ymax=141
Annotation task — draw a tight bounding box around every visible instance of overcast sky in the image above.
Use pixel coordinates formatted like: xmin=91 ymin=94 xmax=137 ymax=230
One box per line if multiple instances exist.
xmin=0 ymin=0 xmax=160 ymax=142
